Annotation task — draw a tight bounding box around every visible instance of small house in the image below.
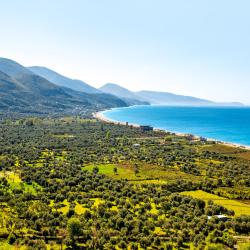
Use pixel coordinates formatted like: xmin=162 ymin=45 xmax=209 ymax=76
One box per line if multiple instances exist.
xmin=140 ymin=125 xmax=153 ymax=132
xmin=200 ymin=137 xmax=207 ymax=142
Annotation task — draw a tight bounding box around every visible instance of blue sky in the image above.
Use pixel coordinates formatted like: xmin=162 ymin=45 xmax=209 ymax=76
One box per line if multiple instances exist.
xmin=1 ymin=0 xmax=250 ymax=103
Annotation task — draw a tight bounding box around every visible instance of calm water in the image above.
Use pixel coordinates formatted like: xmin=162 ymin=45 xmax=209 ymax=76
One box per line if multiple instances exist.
xmin=102 ymin=105 xmax=250 ymax=146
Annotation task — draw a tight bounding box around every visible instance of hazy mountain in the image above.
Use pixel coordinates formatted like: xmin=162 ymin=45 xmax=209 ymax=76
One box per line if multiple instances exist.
xmin=99 ymin=83 xmax=148 ymax=105
xmin=29 ymin=66 xmax=101 ymax=94
xmin=0 ymin=58 xmax=127 ymax=115
xmin=100 ymin=83 xmax=139 ymax=99
xmin=99 ymin=83 xmax=213 ymax=105
xmin=99 ymin=83 xmax=243 ymax=106
xmin=136 ymin=91 xmax=244 ymax=106
xmin=136 ymin=90 xmax=214 ymax=106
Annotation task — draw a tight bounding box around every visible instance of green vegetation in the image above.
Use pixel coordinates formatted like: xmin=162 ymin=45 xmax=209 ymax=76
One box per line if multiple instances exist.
xmin=181 ymin=190 xmax=250 ymax=216
xmin=0 ymin=117 xmax=249 ymax=249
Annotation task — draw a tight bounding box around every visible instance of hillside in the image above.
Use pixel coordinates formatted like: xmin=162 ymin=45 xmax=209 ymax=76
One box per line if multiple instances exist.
xmin=0 ymin=71 xmax=26 ymax=90
xmin=0 ymin=58 xmax=127 ymax=116
xmin=29 ymin=66 xmax=101 ymax=94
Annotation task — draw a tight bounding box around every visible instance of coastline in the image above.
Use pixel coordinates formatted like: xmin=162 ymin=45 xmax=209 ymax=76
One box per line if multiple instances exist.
xmin=93 ymin=109 xmax=140 ymax=128
xmin=93 ymin=110 xmax=250 ymax=151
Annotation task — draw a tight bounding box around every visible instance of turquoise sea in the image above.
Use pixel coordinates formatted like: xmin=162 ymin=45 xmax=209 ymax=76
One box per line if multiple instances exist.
xmin=102 ymin=105 xmax=250 ymax=146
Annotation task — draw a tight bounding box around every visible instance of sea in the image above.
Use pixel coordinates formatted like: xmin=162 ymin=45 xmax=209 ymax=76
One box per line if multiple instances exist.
xmin=102 ymin=105 xmax=250 ymax=146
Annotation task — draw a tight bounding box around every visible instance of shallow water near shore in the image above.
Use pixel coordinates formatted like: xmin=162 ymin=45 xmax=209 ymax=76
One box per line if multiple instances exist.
xmin=102 ymin=105 xmax=250 ymax=146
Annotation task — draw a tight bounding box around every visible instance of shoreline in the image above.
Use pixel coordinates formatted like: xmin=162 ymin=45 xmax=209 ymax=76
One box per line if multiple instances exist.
xmin=93 ymin=110 xmax=250 ymax=151
xmin=93 ymin=110 xmax=141 ymax=128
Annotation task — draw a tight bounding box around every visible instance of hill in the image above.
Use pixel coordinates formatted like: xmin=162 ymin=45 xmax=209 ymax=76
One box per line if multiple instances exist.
xmin=29 ymin=66 xmax=101 ymax=94
xmin=100 ymin=83 xmax=140 ymax=100
xmin=99 ymin=83 xmax=148 ymax=105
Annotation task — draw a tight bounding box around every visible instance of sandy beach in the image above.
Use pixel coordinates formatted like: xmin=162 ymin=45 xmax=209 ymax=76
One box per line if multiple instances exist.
xmin=93 ymin=111 xmax=140 ymax=128
xmin=93 ymin=110 xmax=250 ymax=151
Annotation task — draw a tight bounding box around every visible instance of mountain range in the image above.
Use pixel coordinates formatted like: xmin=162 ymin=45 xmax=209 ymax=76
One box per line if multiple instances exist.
xmin=0 ymin=57 xmax=243 ymax=116
xmin=0 ymin=58 xmax=126 ymax=116
xmin=99 ymin=83 xmax=243 ymax=106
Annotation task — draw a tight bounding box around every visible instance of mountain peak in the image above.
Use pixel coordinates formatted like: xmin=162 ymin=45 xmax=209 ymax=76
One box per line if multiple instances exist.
xmin=100 ymin=83 xmax=137 ymax=99
xmin=0 ymin=57 xmax=32 ymax=76
xmin=99 ymin=83 xmax=149 ymax=106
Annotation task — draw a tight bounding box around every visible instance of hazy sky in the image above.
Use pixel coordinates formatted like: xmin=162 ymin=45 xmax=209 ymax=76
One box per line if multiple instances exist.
xmin=1 ymin=0 xmax=250 ymax=103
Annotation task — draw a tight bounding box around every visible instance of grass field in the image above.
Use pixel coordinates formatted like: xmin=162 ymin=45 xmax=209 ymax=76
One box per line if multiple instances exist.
xmin=236 ymin=151 xmax=250 ymax=161
xmin=0 ymin=171 xmax=41 ymax=194
xmin=181 ymin=190 xmax=250 ymax=216
xmin=83 ymin=163 xmax=200 ymax=183
xmin=75 ymin=203 xmax=88 ymax=215
xmin=50 ymin=198 xmax=106 ymax=215
xmin=201 ymin=144 xmax=245 ymax=154
xmin=238 ymin=242 xmax=250 ymax=250
xmin=52 ymin=134 xmax=75 ymax=138
xmin=0 ymin=241 xmax=67 ymax=250
xmin=214 ymin=186 xmax=250 ymax=200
